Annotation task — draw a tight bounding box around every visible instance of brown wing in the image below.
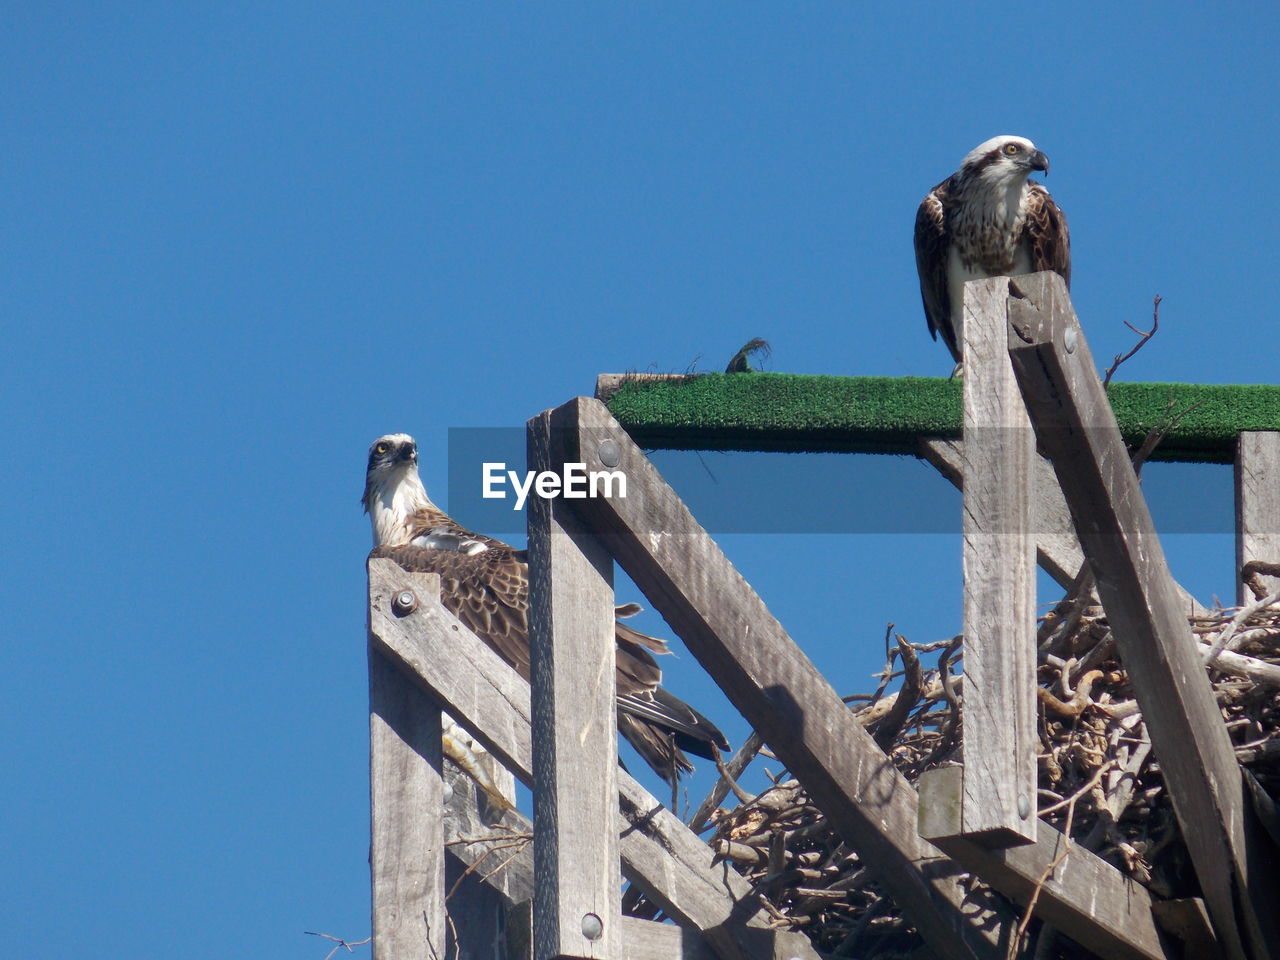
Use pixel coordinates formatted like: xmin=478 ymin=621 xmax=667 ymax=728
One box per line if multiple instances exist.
xmin=1024 ymin=181 xmax=1071 ymax=289
xmin=914 ymin=177 xmax=960 ymax=363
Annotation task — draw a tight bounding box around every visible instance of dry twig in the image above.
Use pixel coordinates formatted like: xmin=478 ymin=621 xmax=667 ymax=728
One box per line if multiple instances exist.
xmin=305 ymin=932 xmax=372 ymax=960
xmin=1103 ymin=294 xmax=1161 ymax=388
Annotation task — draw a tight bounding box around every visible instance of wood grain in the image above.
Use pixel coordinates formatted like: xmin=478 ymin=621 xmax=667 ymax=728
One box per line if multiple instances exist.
xmin=527 ymin=410 xmax=622 ymax=960
xmin=960 ymin=277 xmax=1037 ymax=845
xmin=367 ymin=637 xmax=445 ymax=959
xmin=921 ymin=437 xmax=1208 ymax=617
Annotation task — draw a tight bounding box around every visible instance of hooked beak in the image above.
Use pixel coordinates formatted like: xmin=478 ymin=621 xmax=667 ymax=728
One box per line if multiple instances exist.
xmin=1029 ymin=150 xmax=1050 ymax=176
xmin=398 ymin=445 xmax=418 ymax=464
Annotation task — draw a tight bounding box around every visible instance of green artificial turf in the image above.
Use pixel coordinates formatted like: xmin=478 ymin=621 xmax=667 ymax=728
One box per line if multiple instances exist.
xmin=599 ymin=373 xmax=1280 ymax=463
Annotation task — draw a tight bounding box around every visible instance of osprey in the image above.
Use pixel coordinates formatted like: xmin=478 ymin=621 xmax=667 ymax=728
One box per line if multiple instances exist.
xmin=914 ymin=135 xmax=1071 ymax=365
xmin=362 ymin=433 xmax=729 ymax=784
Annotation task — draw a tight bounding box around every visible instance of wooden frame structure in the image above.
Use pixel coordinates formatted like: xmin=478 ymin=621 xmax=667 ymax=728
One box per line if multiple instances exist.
xmin=365 ymin=272 xmax=1280 ymax=960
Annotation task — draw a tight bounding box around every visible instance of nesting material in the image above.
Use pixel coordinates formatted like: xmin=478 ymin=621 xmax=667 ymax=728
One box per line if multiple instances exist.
xmin=686 ymin=591 xmax=1280 ymax=957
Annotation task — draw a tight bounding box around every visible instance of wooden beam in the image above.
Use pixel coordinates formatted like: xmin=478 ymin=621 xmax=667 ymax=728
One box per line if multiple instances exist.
xmin=1005 ymin=270 xmax=1280 ymax=960
xmin=527 ymin=411 xmax=622 ymax=960
xmin=365 ymin=559 xmax=824 ymax=960
xmin=959 ymin=277 xmax=1037 ymax=845
xmin=505 ymin=902 xmax=813 ymax=960
xmin=367 ymin=634 xmax=446 ymax=959
xmin=450 ymin=786 xmax=820 ymax=960
xmin=555 ymin=397 xmax=1175 ymax=960
xmin=919 ymin=767 xmax=1187 ymax=960
xmin=1236 ymin=432 xmax=1280 ymax=605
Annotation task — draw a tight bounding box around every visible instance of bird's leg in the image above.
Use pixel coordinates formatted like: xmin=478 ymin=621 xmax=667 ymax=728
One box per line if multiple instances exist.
xmin=441 ymin=730 xmax=514 ymax=813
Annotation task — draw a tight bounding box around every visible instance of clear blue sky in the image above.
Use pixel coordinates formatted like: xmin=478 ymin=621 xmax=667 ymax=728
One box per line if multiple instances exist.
xmin=3 ymin=4 xmax=1276 ymax=957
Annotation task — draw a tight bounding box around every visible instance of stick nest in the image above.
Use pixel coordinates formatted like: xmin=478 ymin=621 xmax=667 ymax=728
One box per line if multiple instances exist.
xmin=681 ymin=573 xmax=1280 ymax=957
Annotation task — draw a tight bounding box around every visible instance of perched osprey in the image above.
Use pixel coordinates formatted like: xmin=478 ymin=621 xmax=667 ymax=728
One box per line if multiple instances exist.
xmin=362 ymin=433 xmax=729 ymax=784
xmin=914 ymin=135 xmax=1071 ymax=365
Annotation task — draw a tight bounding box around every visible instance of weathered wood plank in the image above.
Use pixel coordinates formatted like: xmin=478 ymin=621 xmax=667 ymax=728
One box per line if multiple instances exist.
xmin=527 ymin=410 xmax=622 ymax=960
xmin=959 ymin=277 xmax=1037 ymax=845
xmin=919 ymin=766 xmax=1181 ymax=960
xmin=556 ymin=397 xmax=1175 ymax=960
xmin=367 ymin=638 xmax=446 ymax=959
xmin=506 ymin=902 xmax=817 ymax=960
xmin=366 ymin=559 xmax=824 ymax=960
xmin=1236 ymin=432 xmax=1280 ymax=605
xmin=1006 ymin=270 xmax=1280 ymax=960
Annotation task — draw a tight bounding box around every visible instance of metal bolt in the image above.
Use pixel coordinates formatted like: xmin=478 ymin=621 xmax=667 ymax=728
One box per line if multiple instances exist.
xmin=581 ymin=913 xmax=603 ymax=941
xmin=442 ymin=782 xmax=454 ymax=804
xmin=597 ymin=438 xmax=620 ymax=468
xmin=392 ymin=589 xmax=418 ymax=616
xmin=1017 ymin=793 xmax=1031 ymax=819
xmin=1063 ymin=326 xmax=1077 ymax=354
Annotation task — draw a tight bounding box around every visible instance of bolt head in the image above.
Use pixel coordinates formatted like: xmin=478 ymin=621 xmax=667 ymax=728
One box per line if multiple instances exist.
xmin=392 ymin=589 xmax=418 ymax=615
xmin=597 ymin=438 xmax=620 ymax=468
xmin=1063 ymin=326 xmax=1078 ymax=354
xmin=1017 ymin=793 xmax=1031 ymax=819
xmin=580 ymin=912 xmax=603 ymax=941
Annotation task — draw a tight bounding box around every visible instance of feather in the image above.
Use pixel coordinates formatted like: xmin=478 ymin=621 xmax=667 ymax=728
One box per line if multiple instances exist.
xmin=914 ymin=183 xmax=956 ymax=361
xmin=1024 ymin=182 xmax=1072 ymax=286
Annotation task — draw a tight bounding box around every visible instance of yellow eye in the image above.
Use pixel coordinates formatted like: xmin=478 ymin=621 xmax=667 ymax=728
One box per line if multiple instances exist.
xmin=1004 ymin=142 xmax=1020 ymax=155
xmin=375 ymin=443 xmax=389 ymax=455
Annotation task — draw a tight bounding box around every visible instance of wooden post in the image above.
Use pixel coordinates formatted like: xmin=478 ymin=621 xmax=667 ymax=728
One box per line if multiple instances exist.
xmin=1236 ymin=432 xmax=1280 ymax=605
xmin=959 ymin=277 xmax=1037 ymax=845
xmin=1006 ymin=270 xmax=1280 ymax=960
xmin=526 ymin=410 xmax=621 ymax=960
xmin=366 ymin=560 xmax=826 ymax=960
xmin=367 ymin=574 xmax=446 ymax=960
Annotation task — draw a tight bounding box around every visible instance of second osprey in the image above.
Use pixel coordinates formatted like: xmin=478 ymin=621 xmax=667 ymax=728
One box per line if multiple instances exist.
xmin=914 ymin=135 xmax=1071 ymax=366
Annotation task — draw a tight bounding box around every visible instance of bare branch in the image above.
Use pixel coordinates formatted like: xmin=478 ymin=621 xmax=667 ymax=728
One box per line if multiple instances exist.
xmin=1103 ymin=294 xmax=1161 ymax=387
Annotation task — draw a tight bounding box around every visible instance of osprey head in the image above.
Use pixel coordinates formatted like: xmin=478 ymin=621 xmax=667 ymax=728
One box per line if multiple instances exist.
xmin=362 ymin=433 xmax=420 ymax=513
xmin=960 ymin=135 xmax=1050 ymax=183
